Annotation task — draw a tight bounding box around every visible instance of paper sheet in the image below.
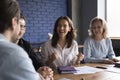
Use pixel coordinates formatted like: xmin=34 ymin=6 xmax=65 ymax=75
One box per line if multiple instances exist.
xmin=74 ymin=66 xmax=103 ymax=74
xmin=105 ymin=66 xmax=120 ymax=73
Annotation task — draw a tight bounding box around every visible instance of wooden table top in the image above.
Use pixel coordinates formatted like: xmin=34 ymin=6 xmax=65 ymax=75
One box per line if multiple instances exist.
xmin=54 ymin=63 xmax=120 ymax=80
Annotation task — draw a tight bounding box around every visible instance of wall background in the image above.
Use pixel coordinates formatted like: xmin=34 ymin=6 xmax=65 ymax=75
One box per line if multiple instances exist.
xmin=18 ymin=0 xmax=105 ymax=46
xmin=18 ymin=0 xmax=67 ymax=43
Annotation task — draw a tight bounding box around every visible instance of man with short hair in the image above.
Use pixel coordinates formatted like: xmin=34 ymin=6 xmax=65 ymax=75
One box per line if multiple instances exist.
xmin=0 ymin=0 xmax=43 ymax=80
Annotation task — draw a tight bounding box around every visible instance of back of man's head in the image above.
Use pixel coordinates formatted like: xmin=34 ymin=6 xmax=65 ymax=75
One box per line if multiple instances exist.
xmin=0 ymin=0 xmax=20 ymax=33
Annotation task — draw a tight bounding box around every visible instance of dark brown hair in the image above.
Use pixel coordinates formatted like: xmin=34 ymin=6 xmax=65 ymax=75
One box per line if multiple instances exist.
xmin=51 ymin=16 xmax=77 ymax=48
xmin=0 ymin=0 xmax=20 ymax=33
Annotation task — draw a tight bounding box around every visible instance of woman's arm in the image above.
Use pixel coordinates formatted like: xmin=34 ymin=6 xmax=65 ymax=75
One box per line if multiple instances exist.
xmin=107 ymin=38 xmax=119 ymax=62
xmin=41 ymin=41 xmax=58 ymax=66
xmin=46 ymin=52 xmax=58 ymax=66
xmin=107 ymin=38 xmax=116 ymax=59
xmin=76 ymin=53 xmax=84 ymax=64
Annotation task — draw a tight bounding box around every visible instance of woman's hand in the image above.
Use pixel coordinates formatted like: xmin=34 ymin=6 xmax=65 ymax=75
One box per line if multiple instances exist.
xmin=103 ymin=58 xmax=119 ymax=64
xmin=112 ymin=58 xmax=119 ymax=62
xmin=77 ymin=53 xmax=84 ymax=61
xmin=37 ymin=66 xmax=54 ymax=80
xmin=46 ymin=52 xmax=58 ymax=66
xmin=103 ymin=59 xmax=115 ymax=64
xmin=51 ymin=52 xmax=58 ymax=61
xmin=76 ymin=53 xmax=84 ymax=64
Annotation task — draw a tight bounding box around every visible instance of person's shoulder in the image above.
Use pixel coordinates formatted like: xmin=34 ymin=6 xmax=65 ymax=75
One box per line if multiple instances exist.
xmin=86 ymin=37 xmax=92 ymax=40
xmin=103 ymin=37 xmax=111 ymax=41
xmin=73 ymin=40 xmax=78 ymax=44
xmin=20 ymin=38 xmax=30 ymax=45
xmin=2 ymin=41 xmax=27 ymax=57
xmin=44 ymin=40 xmax=51 ymax=46
xmin=104 ymin=37 xmax=112 ymax=43
xmin=84 ymin=37 xmax=92 ymax=42
xmin=10 ymin=42 xmax=26 ymax=53
xmin=105 ymin=37 xmax=111 ymax=40
xmin=1 ymin=42 xmax=40 ymax=80
xmin=83 ymin=37 xmax=94 ymax=45
xmin=18 ymin=39 xmax=31 ymax=51
xmin=72 ymin=40 xmax=79 ymax=47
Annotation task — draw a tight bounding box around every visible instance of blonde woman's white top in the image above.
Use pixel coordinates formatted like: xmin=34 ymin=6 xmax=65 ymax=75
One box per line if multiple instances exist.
xmin=83 ymin=37 xmax=116 ymax=63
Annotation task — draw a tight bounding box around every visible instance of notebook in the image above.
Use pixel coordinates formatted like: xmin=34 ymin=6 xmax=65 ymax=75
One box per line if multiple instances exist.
xmin=57 ymin=66 xmax=77 ymax=74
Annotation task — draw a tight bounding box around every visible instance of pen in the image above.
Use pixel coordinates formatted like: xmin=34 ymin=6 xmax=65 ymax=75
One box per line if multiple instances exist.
xmin=96 ymin=66 xmax=107 ymax=69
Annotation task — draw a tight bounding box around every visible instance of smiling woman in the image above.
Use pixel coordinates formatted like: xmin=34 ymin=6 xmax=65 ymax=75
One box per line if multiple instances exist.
xmin=41 ymin=16 xmax=84 ymax=69
xmin=83 ymin=17 xmax=119 ymax=64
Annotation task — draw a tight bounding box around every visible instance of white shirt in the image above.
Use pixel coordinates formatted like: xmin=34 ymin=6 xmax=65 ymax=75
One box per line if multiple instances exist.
xmin=41 ymin=40 xmax=79 ymax=67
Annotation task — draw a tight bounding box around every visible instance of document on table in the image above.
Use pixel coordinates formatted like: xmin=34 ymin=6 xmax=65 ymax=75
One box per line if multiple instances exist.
xmin=105 ymin=66 xmax=120 ymax=73
xmin=74 ymin=66 xmax=103 ymax=75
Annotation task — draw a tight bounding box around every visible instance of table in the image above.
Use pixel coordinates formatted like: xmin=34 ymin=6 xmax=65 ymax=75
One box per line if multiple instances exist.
xmin=54 ymin=63 xmax=120 ymax=80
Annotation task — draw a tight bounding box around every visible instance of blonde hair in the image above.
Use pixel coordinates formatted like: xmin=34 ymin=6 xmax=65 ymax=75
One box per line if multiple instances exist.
xmin=89 ymin=17 xmax=108 ymax=39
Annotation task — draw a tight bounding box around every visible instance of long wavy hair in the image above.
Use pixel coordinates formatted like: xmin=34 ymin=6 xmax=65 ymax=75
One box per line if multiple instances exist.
xmin=51 ymin=16 xmax=77 ymax=48
xmin=89 ymin=17 xmax=108 ymax=39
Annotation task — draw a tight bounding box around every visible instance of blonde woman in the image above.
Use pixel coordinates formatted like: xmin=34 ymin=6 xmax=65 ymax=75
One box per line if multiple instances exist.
xmin=83 ymin=17 xmax=119 ymax=64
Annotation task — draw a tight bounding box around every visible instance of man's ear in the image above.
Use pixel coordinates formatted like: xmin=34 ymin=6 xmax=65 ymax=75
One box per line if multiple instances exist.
xmin=11 ymin=17 xmax=18 ymax=30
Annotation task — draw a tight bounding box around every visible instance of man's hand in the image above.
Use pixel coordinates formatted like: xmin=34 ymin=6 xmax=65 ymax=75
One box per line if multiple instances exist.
xmin=37 ymin=66 xmax=54 ymax=80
